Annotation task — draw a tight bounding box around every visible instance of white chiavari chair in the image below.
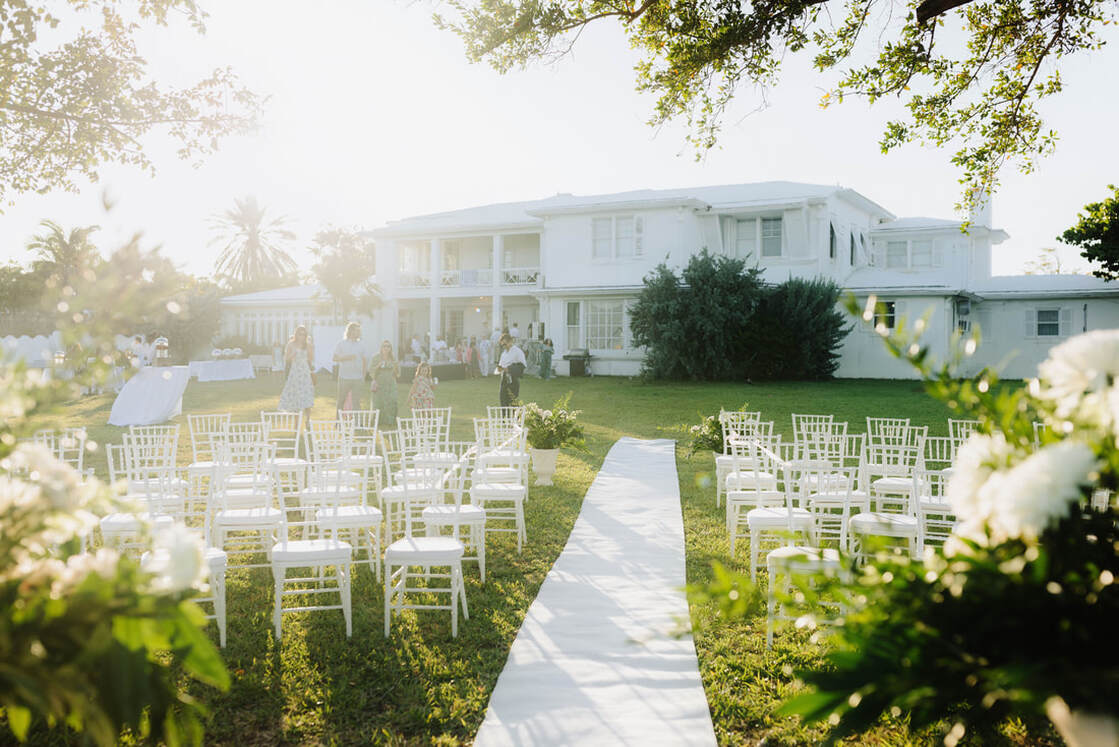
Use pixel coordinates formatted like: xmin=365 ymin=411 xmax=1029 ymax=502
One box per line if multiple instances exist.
xmin=423 ymin=447 xmax=487 ymax=582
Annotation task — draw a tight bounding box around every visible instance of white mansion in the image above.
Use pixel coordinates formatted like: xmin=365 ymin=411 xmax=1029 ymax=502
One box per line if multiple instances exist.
xmin=220 ymin=181 xmax=1119 ymax=379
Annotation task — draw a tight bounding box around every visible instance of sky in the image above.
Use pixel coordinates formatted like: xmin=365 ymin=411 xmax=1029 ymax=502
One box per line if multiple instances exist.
xmin=2 ymin=1 xmax=1117 ymax=278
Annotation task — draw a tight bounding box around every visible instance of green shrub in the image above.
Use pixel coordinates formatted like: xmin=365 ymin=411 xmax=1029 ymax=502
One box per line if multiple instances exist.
xmin=754 ymin=277 xmax=849 ymax=380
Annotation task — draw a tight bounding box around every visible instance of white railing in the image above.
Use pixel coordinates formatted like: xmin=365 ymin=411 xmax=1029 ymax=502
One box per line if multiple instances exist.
xmin=440 ymin=269 xmax=494 ymax=288
xmin=398 ymin=271 xmax=430 ymax=288
xmin=502 ymin=266 xmax=540 ymax=286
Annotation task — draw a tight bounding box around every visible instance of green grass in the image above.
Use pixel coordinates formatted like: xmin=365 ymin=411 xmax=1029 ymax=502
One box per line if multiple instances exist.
xmin=25 ymin=374 xmax=1051 ymax=745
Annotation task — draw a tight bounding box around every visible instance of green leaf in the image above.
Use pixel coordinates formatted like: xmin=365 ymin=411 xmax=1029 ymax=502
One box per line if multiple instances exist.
xmin=7 ymin=703 xmax=32 ymax=740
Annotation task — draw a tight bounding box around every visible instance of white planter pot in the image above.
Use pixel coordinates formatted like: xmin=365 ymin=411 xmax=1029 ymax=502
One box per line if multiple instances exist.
xmin=1047 ymin=697 xmax=1119 ymax=747
xmin=530 ymin=448 xmax=560 ymax=486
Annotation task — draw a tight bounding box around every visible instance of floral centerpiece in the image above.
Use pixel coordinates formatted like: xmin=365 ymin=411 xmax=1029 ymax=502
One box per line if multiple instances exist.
xmin=523 ymin=392 xmax=585 ymax=485
xmin=775 ymin=322 xmax=1119 ymax=744
xmin=673 ymin=403 xmax=749 ymax=457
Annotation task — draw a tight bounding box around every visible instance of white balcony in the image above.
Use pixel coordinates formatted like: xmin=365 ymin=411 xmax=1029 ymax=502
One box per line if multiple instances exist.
xmin=398 ymin=271 xmax=430 ymax=288
xmin=441 ymin=268 xmax=494 ymax=288
xmin=502 ymin=266 xmax=540 ymax=286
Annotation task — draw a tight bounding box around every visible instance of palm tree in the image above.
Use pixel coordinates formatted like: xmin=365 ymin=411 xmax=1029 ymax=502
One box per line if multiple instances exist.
xmin=25 ymin=220 xmax=100 ymax=283
xmin=209 ymin=196 xmax=298 ymax=287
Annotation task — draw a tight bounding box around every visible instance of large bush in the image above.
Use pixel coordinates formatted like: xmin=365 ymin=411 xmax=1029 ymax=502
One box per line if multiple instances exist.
xmin=754 ymin=277 xmax=849 ymax=380
xmin=629 ymin=252 xmax=848 ymax=380
xmin=629 ymin=251 xmax=765 ymax=380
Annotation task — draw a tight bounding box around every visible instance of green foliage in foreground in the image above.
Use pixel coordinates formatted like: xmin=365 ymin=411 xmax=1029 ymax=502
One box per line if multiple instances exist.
xmin=18 ymin=374 xmax=1063 ymax=744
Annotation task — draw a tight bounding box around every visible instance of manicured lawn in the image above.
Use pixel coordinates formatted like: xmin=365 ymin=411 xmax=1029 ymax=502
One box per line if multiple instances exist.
xmin=26 ymin=374 xmax=1050 ymax=745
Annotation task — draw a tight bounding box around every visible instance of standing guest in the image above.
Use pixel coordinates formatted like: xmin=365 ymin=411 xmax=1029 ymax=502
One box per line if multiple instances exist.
xmin=279 ymin=325 xmax=315 ymax=422
xmin=510 ymin=322 xmax=521 ymax=339
xmin=370 ymin=340 xmax=400 ymax=427
xmin=496 ymin=333 xmax=527 ymax=407
xmin=333 ymin=322 xmax=366 ymax=416
xmin=409 ymin=335 xmax=422 ymax=362
xmin=409 ymin=360 xmax=436 ymax=411
xmin=469 ymin=336 xmax=483 ymax=379
xmin=540 ymin=338 xmax=555 ymax=380
xmin=479 ymin=335 xmax=492 ymax=377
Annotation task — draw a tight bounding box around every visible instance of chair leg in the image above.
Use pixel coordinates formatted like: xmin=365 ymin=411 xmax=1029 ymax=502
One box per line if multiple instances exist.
xmin=213 ymin=566 xmax=227 ymax=648
xmin=750 ymin=529 xmax=759 ymax=582
xmin=340 ymin=562 xmax=352 ymax=638
xmin=766 ymin=559 xmax=778 ymax=649
xmin=477 ymin=526 xmax=486 ymax=584
xmin=457 ymin=563 xmax=469 ymax=621
xmin=451 ymin=566 xmax=459 ymax=638
xmin=383 ymin=560 xmax=393 ymax=637
xmin=272 ymin=564 xmax=284 ymax=641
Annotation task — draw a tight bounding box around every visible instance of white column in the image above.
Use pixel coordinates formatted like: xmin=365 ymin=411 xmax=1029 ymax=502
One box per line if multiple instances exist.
xmin=492 ymin=234 xmax=503 ymax=288
xmin=492 ymin=295 xmax=503 ymax=334
xmin=431 ymin=238 xmax=442 ymax=290
xmin=429 ymin=296 xmax=441 ymax=355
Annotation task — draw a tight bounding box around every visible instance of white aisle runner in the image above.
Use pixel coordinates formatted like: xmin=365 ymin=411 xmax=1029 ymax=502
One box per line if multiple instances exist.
xmin=475 ymin=437 xmax=717 ymax=746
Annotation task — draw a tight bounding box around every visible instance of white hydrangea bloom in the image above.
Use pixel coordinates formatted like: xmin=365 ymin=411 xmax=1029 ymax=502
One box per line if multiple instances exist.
xmin=949 ymin=438 xmax=1097 ymax=545
xmin=143 ymin=523 xmax=206 ymax=593
xmin=51 ymin=548 xmax=121 ymax=598
xmin=1037 ymin=330 xmax=1119 ymax=434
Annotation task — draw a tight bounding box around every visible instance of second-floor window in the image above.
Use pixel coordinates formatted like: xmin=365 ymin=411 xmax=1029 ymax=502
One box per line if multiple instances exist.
xmin=883 ymin=239 xmax=939 ymax=270
xmin=592 ymin=216 xmax=644 ymax=260
xmin=735 ymin=216 xmax=784 ymax=258
xmin=829 ymin=223 xmax=837 ymax=259
xmin=849 ymin=233 xmax=856 ymax=265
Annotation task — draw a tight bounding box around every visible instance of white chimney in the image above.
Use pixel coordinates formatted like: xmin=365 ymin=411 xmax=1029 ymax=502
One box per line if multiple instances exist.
xmin=968 ymin=189 xmax=993 ymax=228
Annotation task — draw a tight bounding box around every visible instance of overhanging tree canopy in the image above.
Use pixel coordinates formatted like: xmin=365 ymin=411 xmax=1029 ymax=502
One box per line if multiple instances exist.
xmin=438 ymin=0 xmax=1117 ymax=212
xmin=0 ymin=0 xmax=262 ymax=204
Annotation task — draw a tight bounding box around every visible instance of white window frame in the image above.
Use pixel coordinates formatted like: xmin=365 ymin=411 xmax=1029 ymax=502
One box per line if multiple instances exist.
xmin=1026 ymin=307 xmax=1071 ymax=338
xmin=874 ymin=300 xmax=897 ymax=330
xmin=849 ymin=232 xmax=856 ymax=266
xmin=829 ymin=223 xmax=837 ymax=260
xmin=878 ymin=237 xmax=942 ymax=270
xmin=760 ymin=217 xmax=783 ymax=257
xmin=566 ymin=299 xmax=633 ymax=352
xmin=590 ymin=215 xmax=644 ymax=260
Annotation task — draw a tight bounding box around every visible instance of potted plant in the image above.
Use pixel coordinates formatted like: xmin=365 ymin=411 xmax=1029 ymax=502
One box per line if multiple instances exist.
xmin=523 ymin=392 xmax=585 ymax=486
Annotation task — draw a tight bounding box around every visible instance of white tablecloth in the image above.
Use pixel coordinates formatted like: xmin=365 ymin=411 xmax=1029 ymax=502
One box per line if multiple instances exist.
xmin=108 ymin=366 xmax=190 ymax=426
xmin=188 ymin=358 xmax=256 ymax=382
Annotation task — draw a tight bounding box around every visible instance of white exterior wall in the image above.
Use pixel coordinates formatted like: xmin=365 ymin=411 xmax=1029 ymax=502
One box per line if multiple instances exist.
xmin=970 ymin=298 xmax=1119 ymax=380
xmin=835 ymin=296 xmax=953 ymax=380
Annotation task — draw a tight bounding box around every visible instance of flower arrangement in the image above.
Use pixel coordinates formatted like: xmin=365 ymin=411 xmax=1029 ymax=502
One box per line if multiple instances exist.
xmin=775 ymin=319 xmax=1119 ymax=743
xmin=678 ymin=403 xmax=750 ymax=456
xmin=523 ymin=392 xmax=585 ymax=450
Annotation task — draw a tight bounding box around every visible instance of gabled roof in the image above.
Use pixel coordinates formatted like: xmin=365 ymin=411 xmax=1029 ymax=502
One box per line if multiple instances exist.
xmin=221 ymin=284 xmax=325 ymax=305
xmin=873 ymin=216 xmax=1010 ymax=244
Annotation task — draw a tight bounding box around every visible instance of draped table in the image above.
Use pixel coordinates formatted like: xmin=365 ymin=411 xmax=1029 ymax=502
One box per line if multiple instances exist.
xmin=108 ymin=366 xmax=191 ymax=426
xmin=188 ymin=358 xmax=256 ymax=382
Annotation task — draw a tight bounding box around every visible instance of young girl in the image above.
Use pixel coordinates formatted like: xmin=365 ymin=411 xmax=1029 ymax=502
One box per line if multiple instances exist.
xmin=409 ymin=360 xmax=436 ymax=411
xmin=279 ymin=325 xmax=315 ymax=421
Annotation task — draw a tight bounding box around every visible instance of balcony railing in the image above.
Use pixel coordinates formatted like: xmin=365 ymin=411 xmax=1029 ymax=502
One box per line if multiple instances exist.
xmin=502 ymin=266 xmax=540 ymax=286
xmin=398 ymin=271 xmax=430 ymax=288
xmin=440 ymin=268 xmax=494 ymax=288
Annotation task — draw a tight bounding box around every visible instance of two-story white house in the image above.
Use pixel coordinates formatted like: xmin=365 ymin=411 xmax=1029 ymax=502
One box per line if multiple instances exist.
xmin=224 ymin=181 xmax=1119 ymax=379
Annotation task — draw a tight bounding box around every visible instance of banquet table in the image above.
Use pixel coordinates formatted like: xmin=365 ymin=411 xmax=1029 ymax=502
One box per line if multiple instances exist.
xmin=188 ymin=358 xmax=256 ymax=382
xmin=108 ymin=366 xmax=191 ymax=426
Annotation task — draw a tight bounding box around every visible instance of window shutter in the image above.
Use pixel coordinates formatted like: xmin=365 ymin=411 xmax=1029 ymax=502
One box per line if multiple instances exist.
xmin=634 ymin=216 xmax=644 ymax=256
xmin=1024 ymin=309 xmax=1036 ymax=338
xmin=932 ymin=240 xmax=943 ymax=267
xmin=1059 ymin=307 xmax=1072 ymax=336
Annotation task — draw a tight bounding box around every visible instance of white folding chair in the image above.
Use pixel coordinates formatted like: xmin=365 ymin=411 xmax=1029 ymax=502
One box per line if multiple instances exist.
xmin=470 ymin=431 xmax=528 ymax=553
xmin=715 ymin=414 xmax=768 ymax=507
xmin=912 ymin=468 xmax=955 ymax=554
xmin=306 ymin=455 xmax=383 ymax=579
xmin=384 ymin=464 xmax=468 ymax=637
xmin=210 ymin=442 xmax=284 ymax=568
xmin=423 ymin=448 xmax=487 ymax=582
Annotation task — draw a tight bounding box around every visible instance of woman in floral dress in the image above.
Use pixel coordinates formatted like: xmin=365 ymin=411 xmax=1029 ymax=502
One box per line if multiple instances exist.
xmin=279 ymin=325 xmax=315 ymax=421
xmin=370 ymin=340 xmax=400 ymax=427
xmin=409 ymin=361 xmax=436 ymax=412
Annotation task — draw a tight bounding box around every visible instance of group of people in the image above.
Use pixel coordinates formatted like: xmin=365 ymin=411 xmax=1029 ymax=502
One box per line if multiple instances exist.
xmin=276 ymin=322 xmax=533 ymax=422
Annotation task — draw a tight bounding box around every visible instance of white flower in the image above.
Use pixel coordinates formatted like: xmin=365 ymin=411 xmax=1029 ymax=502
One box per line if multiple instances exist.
xmin=1037 ymin=330 xmax=1119 ymax=434
xmin=949 ymin=439 xmax=1097 ymax=545
xmin=6 ymin=444 xmax=85 ymax=512
xmin=51 ymin=548 xmax=121 ymax=597
xmin=143 ymin=524 xmax=206 ymax=593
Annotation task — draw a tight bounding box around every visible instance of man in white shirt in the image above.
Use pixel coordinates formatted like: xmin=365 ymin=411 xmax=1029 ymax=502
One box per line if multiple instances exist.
xmin=496 ymin=333 xmax=527 ymax=406
xmin=333 ymin=322 xmax=366 ymax=415
xmin=510 ymin=323 xmax=520 ymax=339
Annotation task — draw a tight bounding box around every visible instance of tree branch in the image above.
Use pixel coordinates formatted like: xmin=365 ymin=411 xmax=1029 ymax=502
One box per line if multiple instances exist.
xmin=917 ymin=0 xmax=977 ymax=25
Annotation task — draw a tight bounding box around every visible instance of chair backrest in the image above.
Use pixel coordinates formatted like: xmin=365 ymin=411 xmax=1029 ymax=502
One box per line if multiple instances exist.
xmin=341 ymin=409 xmax=380 ymax=457
xmin=1033 ymin=421 xmax=1049 ymax=447
xmin=212 ymin=443 xmax=277 ymax=512
xmin=796 ymin=420 xmax=849 ymax=466
xmin=107 ymin=443 xmax=128 ymax=484
xmin=718 ymin=410 xmax=763 ymax=453
xmin=305 ymin=455 xmax=367 ymax=511
xmin=487 ymin=406 xmax=526 ymax=431
xmin=948 ymin=418 xmax=980 ymax=447
xmin=261 ymin=411 xmax=303 ymax=460
xmin=399 ymin=463 xmax=446 ymax=536
xmin=865 ymin=417 xmax=912 ymax=448
xmin=398 ymin=416 xmax=446 ymax=457
xmin=380 ymin=429 xmax=405 ymax=482
xmin=923 ymin=436 xmax=955 ymax=471
xmin=187 ymin=413 xmax=231 ymax=462
xmin=129 ymin=424 xmax=180 ymax=440
xmin=411 ymin=407 xmax=452 ymax=450
xmin=801 ymin=463 xmax=859 ymax=549
xmin=791 ymin=413 xmax=835 ymax=444
xmin=34 ymin=427 xmax=87 ymax=473
xmin=307 ymin=419 xmax=351 ymax=462
xmin=866 ymin=426 xmax=927 ymax=479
